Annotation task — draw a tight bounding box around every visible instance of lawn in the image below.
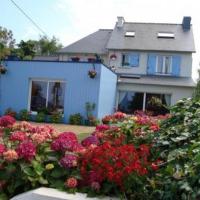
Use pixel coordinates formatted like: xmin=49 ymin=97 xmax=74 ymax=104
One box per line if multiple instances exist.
xmin=22 ymin=121 xmax=95 ymax=141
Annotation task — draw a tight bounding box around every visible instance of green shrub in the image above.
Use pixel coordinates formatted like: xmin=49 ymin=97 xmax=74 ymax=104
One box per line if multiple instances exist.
xmin=154 ymin=98 xmax=200 ymax=199
xmin=18 ymin=109 xmax=30 ymax=121
xmin=35 ymin=112 xmax=46 ymax=122
xmin=69 ymin=113 xmax=83 ymax=125
xmin=49 ymin=112 xmax=62 ymax=123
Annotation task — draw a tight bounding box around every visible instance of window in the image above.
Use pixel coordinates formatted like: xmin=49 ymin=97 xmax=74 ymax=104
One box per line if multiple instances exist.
xmin=125 ymin=31 xmax=135 ymax=37
xmin=122 ymin=53 xmax=139 ymax=67
xmin=30 ymin=80 xmax=65 ymax=114
xmin=156 ymin=56 xmax=172 ymax=74
xmin=118 ymin=91 xmax=170 ymax=115
xmin=118 ymin=91 xmax=144 ymax=114
xmin=157 ymin=32 xmax=175 ymax=38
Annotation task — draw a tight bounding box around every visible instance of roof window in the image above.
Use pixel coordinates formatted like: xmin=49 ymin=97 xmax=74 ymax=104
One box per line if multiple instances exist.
xmin=157 ymin=32 xmax=175 ymax=38
xmin=125 ymin=31 xmax=135 ymax=37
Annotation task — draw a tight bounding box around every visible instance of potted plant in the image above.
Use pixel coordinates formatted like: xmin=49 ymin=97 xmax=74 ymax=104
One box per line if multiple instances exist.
xmin=88 ymin=69 xmax=97 ymax=78
xmin=71 ymin=57 xmax=80 ymax=62
xmin=87 ymin=58 xmax=96 ymax=62
xmin=0 ymin=64 xmax=7 ymax=74
xmin=110 ymin=54 xmax=117 ymax=60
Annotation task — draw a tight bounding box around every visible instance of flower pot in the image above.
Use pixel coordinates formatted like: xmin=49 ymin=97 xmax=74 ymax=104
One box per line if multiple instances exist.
xmin=88 ymin=70 xmax=97 ymax=79
xmin=71 ymin=57 xmax=80 ymax=62
xmin=88 ymin=58 xmax=96 ymax=62
xmin=0 ymin=66 xmax=7 ymax=74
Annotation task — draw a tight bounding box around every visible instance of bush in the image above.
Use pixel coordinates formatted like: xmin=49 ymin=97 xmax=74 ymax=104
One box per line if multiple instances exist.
xmin=49 ymin=112 xmax=63 ymax=123
xmin=18 ymin=109 xmax=30 ymax=121
xmin=69 ymin=113 xmax=83 ymax=125
xmin=35 ymin=112 xmax=46 ymax=122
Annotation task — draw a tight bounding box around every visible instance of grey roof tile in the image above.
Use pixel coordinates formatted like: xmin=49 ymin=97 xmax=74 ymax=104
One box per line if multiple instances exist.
xmin=58 ymin=29 xmax=112 ymax=54
xmin=107 ymin=22 xmax=195 ymax=52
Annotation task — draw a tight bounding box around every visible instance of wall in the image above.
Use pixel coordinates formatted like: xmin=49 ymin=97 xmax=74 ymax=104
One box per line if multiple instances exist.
xmin=0 ymin=61 xmax=108 ymax=122
xmin=97 ymin=67 xmax=117 ymax=119
xmin=117 ymin=82 xmax=194 ymax=105
xmin=109 ymin=51 xmax=193 ymax=77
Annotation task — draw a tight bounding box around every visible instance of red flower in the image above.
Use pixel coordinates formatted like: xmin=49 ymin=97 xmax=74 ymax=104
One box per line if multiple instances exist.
xmin=17 ymin=141 xmax=36 ymax=161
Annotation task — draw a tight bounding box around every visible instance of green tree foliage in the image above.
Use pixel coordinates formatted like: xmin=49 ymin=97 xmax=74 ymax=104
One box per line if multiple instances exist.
xmin=17 ymin=36 xmax=62 ymax=59
xmin=17 ymin=40 xmax=36 ymax=60
xmin=193 ymin=73 xmax=200 ymax=99
xmin=0 ymin=26 xmax=15 ymax=60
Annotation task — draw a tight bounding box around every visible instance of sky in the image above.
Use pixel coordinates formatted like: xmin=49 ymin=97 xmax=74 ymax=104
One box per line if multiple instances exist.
xmin=1 ymin=0 xmax=200 ymax=79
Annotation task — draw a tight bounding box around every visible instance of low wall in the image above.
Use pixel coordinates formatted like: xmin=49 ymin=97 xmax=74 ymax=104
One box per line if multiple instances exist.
xmin=11 ymin=187 xmax=118 ymax=200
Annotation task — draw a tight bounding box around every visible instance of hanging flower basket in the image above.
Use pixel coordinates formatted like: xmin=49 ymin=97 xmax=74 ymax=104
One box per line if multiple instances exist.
xmin=88 ymin=69 xmax=97 ymax=79
xmin=0 ymin=65 xmax=7 ymax=74
xmin=110 ymin=54 xmax=117 ymax=60
xmin=71 ymin=57 xmax=80 ymax=62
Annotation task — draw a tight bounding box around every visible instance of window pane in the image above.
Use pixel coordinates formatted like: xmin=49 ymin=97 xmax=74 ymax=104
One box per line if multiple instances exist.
xmin=122 ymin=54 xmax=129 ymax=66
xmin=146 ymin=93 xmax=170 ymax=115
xmin=47 ymin=82 xmax=65 ymax=113
xmin=30 ymin=81 xmax=47 ymax=112
xmin=118 ymin=91 xmax=143 ymax=114
xmin=164 ymin=56 xmax=171 ymax=74
xmin=157 ymin=56 xmax=163 ymax=73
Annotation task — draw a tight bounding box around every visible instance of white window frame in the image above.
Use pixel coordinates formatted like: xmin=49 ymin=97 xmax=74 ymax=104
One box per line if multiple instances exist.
xmin=156 ymin=55 xmax=172 ymax=75
xmin=125 ymin=31 xmax=135 ymax=37
xmin=157 ymin=32 xmax=175 ymax=38
xmin=28 ymin=78 xmax=66 ymax=114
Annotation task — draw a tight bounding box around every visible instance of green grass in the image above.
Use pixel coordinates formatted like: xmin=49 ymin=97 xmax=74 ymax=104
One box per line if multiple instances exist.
xmin=77 ymin=132 xmax=91 ymax=142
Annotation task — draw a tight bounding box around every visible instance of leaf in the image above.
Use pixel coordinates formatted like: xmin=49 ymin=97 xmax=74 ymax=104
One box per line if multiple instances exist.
xmin=22 ymin=167 xmax=35 ymax=177
xmin=39 ymin=176 xmax=48 ymax=185
xmin=32 ymin=160 xmax=44 ymax=176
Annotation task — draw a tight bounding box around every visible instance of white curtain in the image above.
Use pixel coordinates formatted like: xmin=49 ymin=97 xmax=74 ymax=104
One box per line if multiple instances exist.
xmin=164 ymin=94 xmax=171 ymax=106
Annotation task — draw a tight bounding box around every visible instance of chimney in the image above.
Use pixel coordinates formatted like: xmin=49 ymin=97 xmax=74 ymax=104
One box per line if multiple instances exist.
xmin=117 ymin=16 xmax=125 ymax=28
xmin=182 ymin=16 xmax=191 ymax=31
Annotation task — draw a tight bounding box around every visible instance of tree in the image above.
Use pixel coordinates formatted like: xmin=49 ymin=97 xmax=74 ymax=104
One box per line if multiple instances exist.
xmin=17 ymin=40 xmax=37 ymax=60
xmin=0 ymin=26 xmax=15 ymax=60
xmin=36 ymin=36 xmax=62 ymax=56
xmin=193 ymin=69 xmax=200 ymax=99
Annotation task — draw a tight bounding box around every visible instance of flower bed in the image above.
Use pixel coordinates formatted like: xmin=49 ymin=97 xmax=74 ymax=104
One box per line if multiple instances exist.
xmin=2 ymin=98 xmax=200 ymax=199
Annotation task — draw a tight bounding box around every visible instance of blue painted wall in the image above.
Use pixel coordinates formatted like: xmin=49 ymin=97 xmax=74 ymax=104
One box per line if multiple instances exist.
xmin=0 ymin=61 xmax=117 ymax=122
xmin=97 ymin=66 xmax=117 ymax=119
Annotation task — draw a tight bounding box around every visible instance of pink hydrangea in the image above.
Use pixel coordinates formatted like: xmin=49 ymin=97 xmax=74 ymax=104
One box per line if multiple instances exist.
xmin=60 ymin=154 xmax=78 ymax=168
xmin=51 ymin=132 xmax=78 ymax=152
xmin=81 ymin=135 xmax=99 ymax=147
xmin=0 ymin=115 xmax=16 ymax=127
xmin=31 ymin=133 xmax=46 ymax=144
xmin=0 ymin=144 xmax=6 ymax=155
xmin=17 ymin=141 xmax=36 ymax=161
xmin=3 ymin=150 xmax=18 ymax=162
xmin=95 ymin=124 xmax=110 ymax=132
xmin=65 ymin=177 xmax=78 ymax=188
xmin=10 ymin=131 xmax=27 ymax=142
xmin=91 ymin=181 xmax=100 ymax=191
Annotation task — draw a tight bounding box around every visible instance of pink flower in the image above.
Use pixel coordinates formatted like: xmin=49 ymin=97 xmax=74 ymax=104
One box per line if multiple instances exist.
xmin=0 ymin=115 xmax=16 ymax=127
xmin=91 ymin=181 xmax=100 ymax=191
xmin=17 ymin=141 xmax=36 ymax=161
xmin=3 ymin=150 xmax=18 ymax=162
xmin=81 ymin=135 xmax=99 ymax=147
xmin=10 ymin=131 xmax=27 ymax=141
xmin=95 ymin=124 xmax=110 ymax=132
xmin=60 ymin=154 xmax=77 ymax=168
xmin=65 ymin=177 xmax=78 ymax=188
xmin=0 ymin=144 xmax=6 ymax=155
xmin=31 ymin=133 xmax=46 ymax=144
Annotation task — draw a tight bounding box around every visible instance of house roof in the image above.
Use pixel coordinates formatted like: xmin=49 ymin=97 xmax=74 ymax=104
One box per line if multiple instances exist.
xmin=107 ymin=22 xmax=195 ymax=52
xmin=58 ymin=29 xmax=112 ymax=54
xmin=118 ymin=75 xmax=196 ymax=87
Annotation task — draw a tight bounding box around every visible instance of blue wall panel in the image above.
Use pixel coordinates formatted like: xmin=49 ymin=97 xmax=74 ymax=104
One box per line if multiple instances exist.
xmin=0 ymin=61 xmax=116 ymax=122
xmin=97 ymin=67 xmax=117 ymax=119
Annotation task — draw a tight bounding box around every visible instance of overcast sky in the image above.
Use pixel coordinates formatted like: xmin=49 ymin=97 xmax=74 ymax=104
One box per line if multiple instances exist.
xmin=1 ymin=0 xmax=200 ymax=78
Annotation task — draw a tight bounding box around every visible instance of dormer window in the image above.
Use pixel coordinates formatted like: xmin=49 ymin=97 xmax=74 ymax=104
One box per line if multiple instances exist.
xmin=157 ymin=32 xmax=175 ymax=38
xmin=125 ymin=31 xmax=135 ymax=37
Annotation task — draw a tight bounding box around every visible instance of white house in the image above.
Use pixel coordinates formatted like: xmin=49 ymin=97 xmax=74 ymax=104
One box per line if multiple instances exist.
xmin=57 ymin=16 xmax=196 ymax=114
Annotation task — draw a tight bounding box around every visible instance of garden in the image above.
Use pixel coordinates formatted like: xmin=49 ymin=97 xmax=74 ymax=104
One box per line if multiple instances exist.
xmin=1 ymin=98 xmax=200 ymax=199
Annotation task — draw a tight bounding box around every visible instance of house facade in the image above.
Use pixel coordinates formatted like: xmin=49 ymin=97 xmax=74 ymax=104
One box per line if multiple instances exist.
xmin=0 ymin=61 xmax=117 ymax=122
xmin=57 ymin=16 xmax=196 ymax=114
